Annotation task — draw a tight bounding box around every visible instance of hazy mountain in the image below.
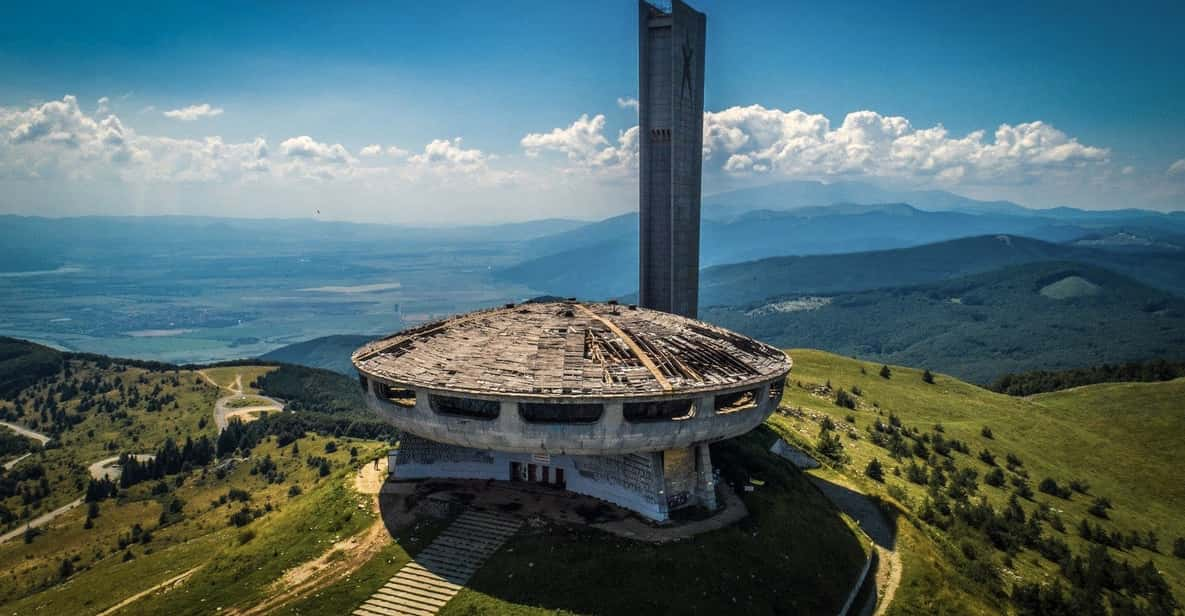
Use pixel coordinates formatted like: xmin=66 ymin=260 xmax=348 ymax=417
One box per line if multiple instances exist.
xmin=500 ymin=205 xmax=1094 ymax=299
xmin=258 ymin=334 xmax=372 ymax=375
xmin=702 ymin=261 xmax=1185 ymax=384
xmin=0 ymin=215 xmax=587 ymax=273
xmin=700 ymin=234 xmax=1185 ymax=307
xmin=702 ymin=180 xmax=1176 ymax=221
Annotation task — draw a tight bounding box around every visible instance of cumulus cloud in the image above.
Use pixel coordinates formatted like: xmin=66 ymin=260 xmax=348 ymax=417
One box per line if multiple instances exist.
xmin=617 ymin=97 xmax=639 ymax=112
xmin=386 ymin=145 xmax=410 ymax=159
xmin=410 ymin=138 xmax=487 ymax=170
xmin=702 ymin=105 xmax=1109 ymax=185
xmin=525 ymin=104 xmax=1111 ymax=188
xmin=358 ymin=144 xmax=383 ymax=157
xmin=521 ymin=114 xmax=636 ymax=173
xmin=1169 ymin=159 xmax=1185 ymax=176
xmin=0 ymin=95 xmax=267 ymax=183
xmin=163 ymin=103 xmax=224 ymax=121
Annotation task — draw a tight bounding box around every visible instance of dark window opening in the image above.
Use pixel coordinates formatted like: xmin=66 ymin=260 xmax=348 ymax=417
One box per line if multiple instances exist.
xmin=519 ymin=402 xmax=603 ymax=424
xmin=768 ymin=379 xmax=786 ymax=402
xmin=714 ymin=389 xmax=759 ymax=414
xmin=429 ymin=395 xmax=499 ymax=420
xmin=624 ymin=399 xmax=694 ymax=422
xmin=375 ymin=383 xmax=417 ymax=408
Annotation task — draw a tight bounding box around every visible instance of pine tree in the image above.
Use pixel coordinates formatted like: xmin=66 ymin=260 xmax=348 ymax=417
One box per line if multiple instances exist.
xmin=865 ymin=458 xmax=885 ymax=482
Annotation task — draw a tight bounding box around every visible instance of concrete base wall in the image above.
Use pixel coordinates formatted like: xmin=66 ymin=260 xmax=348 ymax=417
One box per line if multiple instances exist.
xmin=391 ymin=434 xmax=725 ymax=522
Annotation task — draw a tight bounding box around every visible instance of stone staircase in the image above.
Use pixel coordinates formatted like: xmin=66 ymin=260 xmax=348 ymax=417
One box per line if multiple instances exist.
xmin=353 ymin=510 xmax=522 ymax=616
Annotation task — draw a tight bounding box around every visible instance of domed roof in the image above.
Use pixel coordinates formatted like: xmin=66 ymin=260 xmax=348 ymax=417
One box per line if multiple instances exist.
xmin=352 ymin=301 xmax=790 ymax=398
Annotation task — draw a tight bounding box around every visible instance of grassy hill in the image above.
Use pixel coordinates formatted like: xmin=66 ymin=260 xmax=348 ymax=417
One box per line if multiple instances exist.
xmin=705 ymin=261 xmax=1185 ymax=384
xmin=257 ymin=334 xmax=371 ymax=375
xmin=0 ymin=338 xmax=872 ymax=614
xmin=770 ymin=349 xmax=1184 ymax=614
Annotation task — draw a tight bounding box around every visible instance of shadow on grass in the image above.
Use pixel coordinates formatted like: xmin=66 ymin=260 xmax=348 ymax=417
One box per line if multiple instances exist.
xmin=439 ymin=430 xmax=870 ymax=616
xmin=807 ymin=476 xmax=898 ymax=552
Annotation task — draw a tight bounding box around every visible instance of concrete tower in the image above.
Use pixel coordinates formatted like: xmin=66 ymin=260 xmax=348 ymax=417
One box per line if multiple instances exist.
xmin=638 ymin=0 xmax=706 ymax=318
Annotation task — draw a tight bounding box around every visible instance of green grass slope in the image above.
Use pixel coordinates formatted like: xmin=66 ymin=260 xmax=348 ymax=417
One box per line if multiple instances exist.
xmin=771 ymin=349 xmax=1185 ymax=613
xmin=706 ymin=261 xmax=1185 ymax=384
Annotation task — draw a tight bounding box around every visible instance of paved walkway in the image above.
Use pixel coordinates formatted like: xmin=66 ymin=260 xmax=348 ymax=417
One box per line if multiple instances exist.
xmin=354 ymin=510 xmax=521 ymax=616
xmin=809 ymin=476 xmax=901 ymax=616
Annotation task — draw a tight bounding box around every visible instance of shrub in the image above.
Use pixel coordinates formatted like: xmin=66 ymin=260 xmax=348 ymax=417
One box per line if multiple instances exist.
xmin=980 ymin=426 xmax=993 ymax=439
xmin=834 ymin=389 xmax=856 ymax=410
xmin=984 ymin=467 xmax=1005 ymax=487
xmin=1173 ymin=537 xmax=1185 ymax=559
xmin=844 ymin=414 xmax=856 ymax=424
xmin=978 ymin=449 xmax=996 ymax=466
xmin=922 ymin=369 xmax=935 ymax=384
xmin=1069 ymin=479 xmax=1090 ymax=494
xmin=1038 ymin=478 xmax=1072 ymax=499
xmin=1087 ymin=497 xmax=1111 ymax=519
xmin=287 ymin=485 xmax=302 ymax=498
xmin=324 ymin=441 xmax=338 ymax=454
xmin=879 ymin=365 xmax=892 ymax=379
xmin=866 ymin=458 xmax=885 ymax=482
xmin=817 ymin=427 xmax=846 ymax=465
xmin=238 ymin=529 xmax=256 ymax=545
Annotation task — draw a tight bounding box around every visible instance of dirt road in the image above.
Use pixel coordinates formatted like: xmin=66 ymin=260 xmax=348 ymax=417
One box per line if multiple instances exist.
xmin=0 ymin=452 xmax=154 ymax=545
xmin=231 ymin=458 xmax=391 ymax=616
xmin=200 ymin=370 xmax=285 ymax=431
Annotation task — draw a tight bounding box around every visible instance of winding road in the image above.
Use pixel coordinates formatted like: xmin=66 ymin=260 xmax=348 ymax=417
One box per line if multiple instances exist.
xmin=199 ymin=371 xmax=285 ymax=431
xmin=0 ymin=422 xmax=153 ymax=545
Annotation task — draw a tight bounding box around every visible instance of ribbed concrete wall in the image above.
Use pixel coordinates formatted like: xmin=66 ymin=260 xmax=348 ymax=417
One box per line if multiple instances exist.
xmin=639 ymin=0 xmax=706 ymax=318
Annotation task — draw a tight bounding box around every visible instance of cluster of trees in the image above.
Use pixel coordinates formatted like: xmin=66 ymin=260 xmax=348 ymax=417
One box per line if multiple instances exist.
xmin=991 ymin=359 xmax=1185 ymax=396
xmin=0 ymin=430 xmax=36 ymax=458
xmin=860 ymin=410 xmax=1177 ymax=613
xmin=251 ymin=364 xmax=368 ymax=415
xmin=118 ymin=436 xmax=216 ymax=489
xmin=218 ymin=412 xmax=393 ymax=459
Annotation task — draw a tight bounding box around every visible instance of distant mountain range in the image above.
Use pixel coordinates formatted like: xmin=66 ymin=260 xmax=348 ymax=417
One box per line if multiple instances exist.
xmin=498 ymin=196 xmax=1185 ymax=300
xmin=700 ymin=234 xmax=1185 ymax=307
xmin=703 ymin=261 xmax=1185 ymax=384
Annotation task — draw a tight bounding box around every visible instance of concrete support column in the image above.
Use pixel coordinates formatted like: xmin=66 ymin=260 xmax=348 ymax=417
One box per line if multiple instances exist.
xmin=694 ymin=442 xmax=717 ymax=510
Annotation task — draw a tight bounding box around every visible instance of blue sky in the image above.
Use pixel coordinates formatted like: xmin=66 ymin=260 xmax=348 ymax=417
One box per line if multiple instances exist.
xmin=1 ymin=0 xmax=1183 ymax=222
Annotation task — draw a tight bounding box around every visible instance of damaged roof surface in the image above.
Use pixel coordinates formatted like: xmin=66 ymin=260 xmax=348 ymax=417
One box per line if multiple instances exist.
xmin=353 ymin=301 xmax=791 ymax=398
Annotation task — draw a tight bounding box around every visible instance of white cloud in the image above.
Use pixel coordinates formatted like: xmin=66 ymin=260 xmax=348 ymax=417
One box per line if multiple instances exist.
xmin=525 ymin=104 xmax=1111 ymax=189
xmin=617 ymin=97 xmax=639 ymax=112
xmin=1122 ymin=165 xmax=1135 ymax=175
xmin=520 ymin=114 xmax=635 ymax=173
xmin=386 ymin=145 xmax=409 ymax=159
xmin=359 ymin=144 xmax=383 ymax=157
xmin=96 ymin=97 xmax=110 ymax=115
xmin=702 ymin=105 xmax=1109 ymax=184
xmin=410 ymin=138 xmax=487 ymax=170
xmin=163 ymin=103 xmax=224 ymax=121
xmin=1169 ymin=159 xmax=1185 ymax=176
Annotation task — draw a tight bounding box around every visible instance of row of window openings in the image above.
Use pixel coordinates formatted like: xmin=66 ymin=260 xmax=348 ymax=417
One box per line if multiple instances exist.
xmin=362 ymin=376 xmax=785 ymax=423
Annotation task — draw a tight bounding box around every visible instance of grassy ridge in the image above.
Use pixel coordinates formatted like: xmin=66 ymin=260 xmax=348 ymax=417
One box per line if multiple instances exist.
xmin=706 ymin=262 xmax=1185 ymax=384
xmin=770 ymin=349 xmax=1185 ymax=611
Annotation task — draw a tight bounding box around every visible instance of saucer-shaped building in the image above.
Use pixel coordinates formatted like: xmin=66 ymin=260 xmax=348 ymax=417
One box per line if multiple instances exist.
xmin=353 ymin=300 xmax=790 ymax=521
